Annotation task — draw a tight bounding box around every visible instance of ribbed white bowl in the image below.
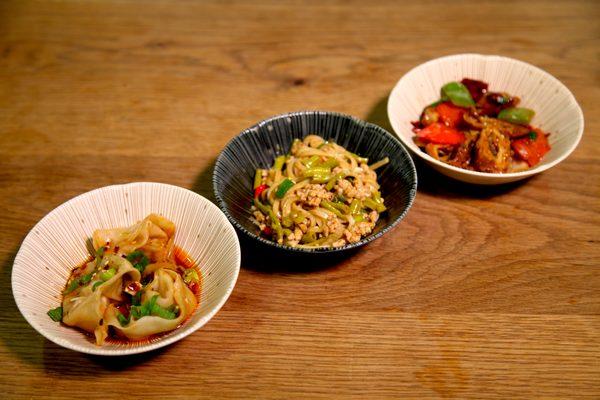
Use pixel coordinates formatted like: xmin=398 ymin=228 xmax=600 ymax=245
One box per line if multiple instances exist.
xmin=12 ymin=182 xmax=241 ymax=356
xmin=388 ymin=54 xmax=584 ymax=184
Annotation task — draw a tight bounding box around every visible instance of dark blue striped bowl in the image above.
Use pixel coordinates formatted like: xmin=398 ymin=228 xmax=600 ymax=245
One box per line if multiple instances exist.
xmin=213 ymin=111 xmax=417 ymax=254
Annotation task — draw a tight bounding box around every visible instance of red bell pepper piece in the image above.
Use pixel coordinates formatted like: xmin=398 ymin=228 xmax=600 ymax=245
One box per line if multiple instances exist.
xmin=254 ymin=184 xmax=269 ymax=199
xmin=435 ymin=102 xmax=466 ymax=128
xmin=511 ymin=129 xmax=551 ymax=167
xmin=415 ymin=122 xmax=465 ymax=145
xmin=262 ymin=226 xmax=273 ymax=236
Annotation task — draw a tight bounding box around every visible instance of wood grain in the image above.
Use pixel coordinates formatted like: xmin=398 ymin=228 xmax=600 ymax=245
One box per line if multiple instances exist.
xmin=0 ymin=0 xmax=599 ymax=398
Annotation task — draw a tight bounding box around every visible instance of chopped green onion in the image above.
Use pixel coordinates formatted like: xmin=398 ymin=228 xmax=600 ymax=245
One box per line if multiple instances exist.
xmin=311 ymin=174 xmax=332 ymax=184
xmin=441 ymin=82 xmax=475 ymax=107
xmin=528 ymin=131 xmax=537 ymax=140
xmin=99 ymin=268 xmax=116 ymax=281
xmin=117 ymin=313 xmax=129 ymax=326
xmin=80 ymin=272 xmax=93 ymax=285
xmin=131 ymin=291 xmax=142 ymax=306
xmin=47 ymin=306 xmax=63 ymax=322
xmin=92 ymin=281 xmax=103 ymax=291
xmin=96 ymin=247 xmax=105 ymax=258
xmin=183 ymin=269 xmax=199 ymax=285
xmin=63 ymin=279 xmax=80 ymax=294
xmin=275 ymin=178 xmax=295 ymax=198
xmin=328 ymin=201 xmax=349 ymax=213
xmin=317 ymin=141 xmax=329 ymax=149
xmin=127 ymin=251 xmax=150 ymax=274
xmin=498 ymin=107 xmax=535 ymax=125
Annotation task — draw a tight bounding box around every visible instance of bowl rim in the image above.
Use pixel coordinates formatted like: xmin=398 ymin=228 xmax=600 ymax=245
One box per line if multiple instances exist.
xmin=12 ymin=181 xmax=241 ymax=356
xmin=213 ymin=110 xmax=418 ymax=254
xmin=387 ymin=53 xmax=585 ymax=179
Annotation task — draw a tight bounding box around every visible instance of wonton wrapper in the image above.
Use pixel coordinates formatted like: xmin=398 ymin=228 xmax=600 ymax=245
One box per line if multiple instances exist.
xmin=99 ymin=268 xmax=198 ymax=342
xmin=62 ymin=255 xmax=141 ymax=336
xmin=92 ymin=214 xmax=175 ymax=261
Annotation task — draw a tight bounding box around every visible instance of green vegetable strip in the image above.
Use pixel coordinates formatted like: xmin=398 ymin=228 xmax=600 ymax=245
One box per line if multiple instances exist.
xmin=353 ymin=214 xmax=365 ymax=223
xmin=281 ymin=216 xmax=293 ymax=227
xmin=349 ymin=200 xmax=361 ymax=215
xmin=441 ymin=82 xmax=475 ymax=107
xmin=253 ymin=169 xmax=263 ymax=189
xmin=325 ymin=172 xmax=348 ymax=191
xmin=92 ymin=281 xmax=103 ymax=291
xmin=497 ymin=107 xmax=535 ymax=125
xmin=315 ymin=158 xmax=339 ymax=169
xmin=328 ymin=201 xmax=349 ymax=213
xmin=47 ymin=306 xmax=63 ymax=322
xmin=255 ymin=198 xmax=283 ymax=241
xmin=303 ymin=155 xmax=320 ymax=168
xmin=127 ymin=251 xmax=150 ymax=273
xmin=348 ymin=152 xmax=368 ymax=164
xmin=273 ymin=155 xmax=286 ymax=171
xmin=303 ymin=167 xmax=331 ymax=177
xmin=363 ymin=198 xmax=386 ymax=213
xmin=320 ymin=201 xmax=343 ymax=217
xmin=275 ymin=178 xmax=295 ymax=198
xmin=311 ymin=174 xmax=332 ymax=184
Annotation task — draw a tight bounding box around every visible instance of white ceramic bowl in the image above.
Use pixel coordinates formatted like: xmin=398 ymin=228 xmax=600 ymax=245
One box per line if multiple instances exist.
xmin=12 ymin=182 xmax=241 ymax=356
xmin=387 ymin=54 xmax=584 ymax=185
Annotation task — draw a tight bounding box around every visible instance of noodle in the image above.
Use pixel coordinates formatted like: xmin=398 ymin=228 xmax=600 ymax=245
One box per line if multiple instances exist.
xmin=250 ymin=135 xmax=389 ymax=248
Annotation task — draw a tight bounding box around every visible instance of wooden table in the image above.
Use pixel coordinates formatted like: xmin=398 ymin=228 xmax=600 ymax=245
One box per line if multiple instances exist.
xmin=1 ymin=0 xmax=598 ymax=398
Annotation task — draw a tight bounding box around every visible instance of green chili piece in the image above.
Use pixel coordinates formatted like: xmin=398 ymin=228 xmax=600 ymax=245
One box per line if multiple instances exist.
xmin=303 ymin=155 xmax=320 ymax=168
xmin=349 ymin=199 xmax=361 ymax=215
xmin=47 ymin=306 xmax=63 ymax=322
xmin=441 ymin=82 xmax=475 ymax=107
xmin=275 ymin=178 xmax=295 ymax=198
xmin=315 ymin=158 xmax=339 ymax=169
xmin=363 ymin=198 xmax=386 ymax=213
xmin=353 ymin=214 xmax=365 ymax=223
xmin=253 ymin=169 xmax=263 ymax=189
xmin=282 ymin=228 xmax=292 ymax=237
xmin=303 ymin=167 xmax=331 ymax=177
xmin=325 ymin=172 xmax=348 ymax=191
xmin=301 ymin=232 xmax=317 ymax=243
xmin=348 ymin=152 xmax=368 ymax=164
xmin=311 ymin=174 xmax=332 ymax=184
xmin=497 ymin=107 xmax=535 ymax=125
xmin=282 ymin=215 xmax=293 ymax=227
xmin=317 ymin=141 xmax=329 ymax=149
xmin=329 ymin=201 xmax=349 ymax=213
xmin=321 ymin=201 xmax=343 ymax=217
xmin=273 ymin=155 xmax=286 ymax=171
xmin=255 ymin=198 xmax=283 ymax=241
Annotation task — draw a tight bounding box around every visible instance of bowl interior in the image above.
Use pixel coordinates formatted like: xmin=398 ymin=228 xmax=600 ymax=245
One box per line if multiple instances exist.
xmin=213 ymin=111 xmax=417 ymax=253
xmin=12 ymin=182 xmax=240 ymax=355
xmin=388 ymin=54 xmax=583 ymax=179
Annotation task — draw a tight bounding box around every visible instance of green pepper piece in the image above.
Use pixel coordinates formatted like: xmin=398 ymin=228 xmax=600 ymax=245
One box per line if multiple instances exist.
xmin=253 ymin=169 xmax=263 ymax=189
xmin=321 ymin=201 xmax=343 ymax=217
xmin=363 ymin=198 xmax=387 ymax=213
xmin=349 ymin=200 xmax=361 ymax=215
xmin=353 ymin=214 xmax=365 ymax=223
xmin=441 ymin=82 xmax=475 ymax=107
xmin=47 ymin=306 xmax=63 ymax=322
xmin=497 ymin=107 xmax=535 ymax=125
xmin=275 ymin=178 xmax=295 ymax=198
xmin=303 ymin=167 xmax=331 ymax=177
xmin=348 ymin=152 xmax=368 ymax=164
xmin=303 ymin=155 xmax=320 ymax=168
xmin=315 ymin=158 xmax=339 ymax=169
xmin=273 ymin=155 xmax=286 ymax=171
xmin=255 ymin=198 xmax=283 ymax=241
xmin=311 ymin=174 xmax=332 ymax=184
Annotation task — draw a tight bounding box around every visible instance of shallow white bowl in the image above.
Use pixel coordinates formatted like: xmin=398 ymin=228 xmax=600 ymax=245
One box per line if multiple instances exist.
xmin=12 ymin=182 xmax=241 ymax=356
xmin=387 ymin=54 xmax=584 ymax=185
